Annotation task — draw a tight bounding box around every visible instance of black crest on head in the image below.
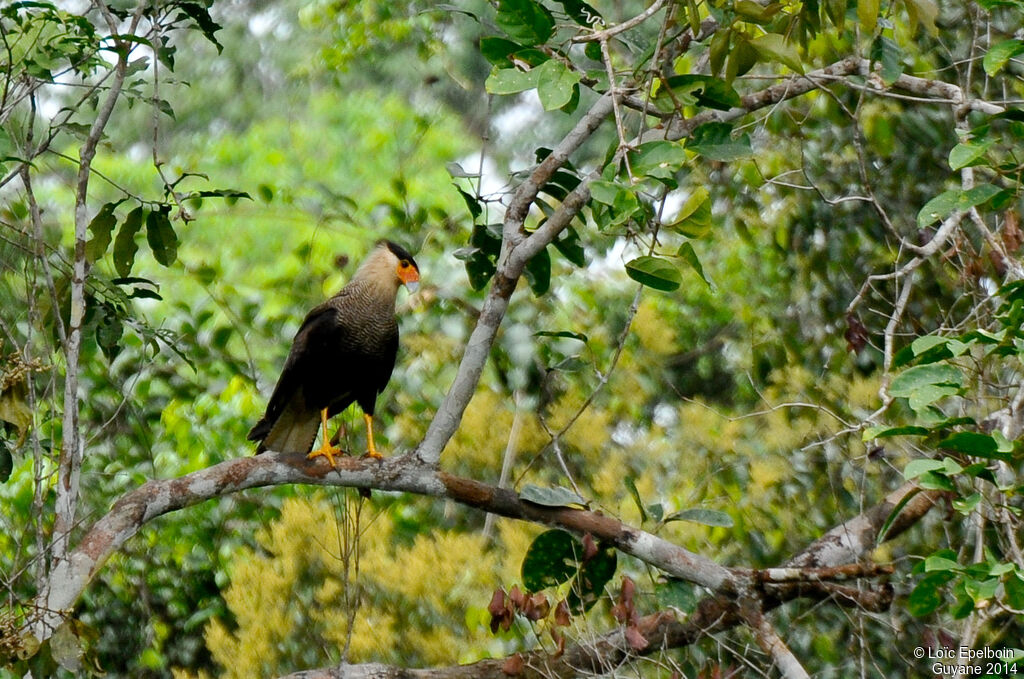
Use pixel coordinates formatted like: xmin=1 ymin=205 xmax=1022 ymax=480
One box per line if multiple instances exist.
xmin=382 ymin=240 xmax=418 ymax=270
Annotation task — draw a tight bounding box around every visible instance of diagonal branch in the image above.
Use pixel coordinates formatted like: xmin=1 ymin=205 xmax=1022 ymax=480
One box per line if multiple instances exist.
xmin=22 ymin=454 xmax=936 ymax=652
xmin=270 ymin=482 xmax=936 ymax=679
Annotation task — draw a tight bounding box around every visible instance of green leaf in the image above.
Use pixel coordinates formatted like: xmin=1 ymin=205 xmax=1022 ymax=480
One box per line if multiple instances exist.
xmin=519 ymin=484 xmax=586 ymax=507
xmin=496 ymin=0 xmax=555 ymax=45
xmin=485 ymin=66 xmax=539 ymax=95
xmin=0 ymin=443 xmax=11 ymax=483
xmin=552 ymin=0 xmax=603 ymax=26
xmin=904 ymin=0 xmax=938 ymax=34
xmin=726 ymin=36 xmax=759 ymax=82
xmin=625 ymin=256 xmax=683 ymax=292
xmin=889 ymin=364 xmax=963 ymax=397
xmin=479 ymin=36 xmax=522 ymax=67
xmin=870 ymin=36 xmax=903 ymax=85
xmin=993 ymin=429 xmax=1014 ymax=453
xmin=964 ymin=577 xmax=999 ymax=603
xmin=909 ymin=383 xmax=962 ymax=412
xmin=0 ymin=126 xmax=15 ymax=160
xmin=524 ymin=245 xmax=551 ymax=295
xmin=1004 ymin=572 xmax=1024 ymax=609
xmin=624 ymin=476 xmax=647 ymax=523
xmin=112 ymin=206 xmax=146 ymax=278
xmin=858 ymin=0 xmax=880 ymax=34
xmin=749 ymin=33 xmax=804 ymax=74
xmin=521 ymin=529 xmax=578 ymax=591
xmin=917 ymin=190 xmax=959 ymax=228
xmin=685 ymin=0 xmax=701 ymax=34
xmin=903 ymin=459 xmax=947 ymax=480
xmin=656 ymin=579 xmax=698 ymax=613
xmin=685 ymin=122 xmax=753 ymax=161
xmin=536 ymin=59 xmax=581 ymax=111
xmin=948 ymin=140 xmax=993 ymax=170
xmin=553 ymin=227 xmax=586 ymax=266
xmin=916 ymin=471 xmax=956 ymax=491
xmin=876 ymin=487 xmax=922 ymax=544
xmin=456 ymin=187 xmax=482 ymax=220
xmin=677 ymin=242 xmax=711 ymax=288
xmin=535 ymin=330 xmax=588 ymax=342
xmin=983 ymin=39 xmax=1024 ymax=77
xmin=176 ymin=1 xmax=224 ymax=53
xmin=862 ymin=425 xmax=930 ymax=440
xmin=952 ymin=492 xmax=981 ymax=514
xmin=666 ymin=507 xmax=734 ymax=527
xmin=924 ymin=554 xmax=961 ymax=572
xmin=667 ymin=188 xmax=712 ymax=237
xmin=908 ymin=571 xmax=953 ymax=616
xmin=628 ymin=140 xmax=688 ymax=180
xmin=145 ymin=207 xmax=178 ymax=267
xmin=588 ymin=179 xmax=621 ymax=205
xmin=734 ymin=0 xmax=783 ymax=23
xmin=937 ymin=432 xmax=1013 ymax=460
xmin=917 ymin=184 xmax=1002 ymax=228
xmin=708 ymin=29 xmax=731 ymax=77
xmin=85 ymin=200 xmax=123 ymax=262
xmin=658 ymin=75 xmax=741 ymax=111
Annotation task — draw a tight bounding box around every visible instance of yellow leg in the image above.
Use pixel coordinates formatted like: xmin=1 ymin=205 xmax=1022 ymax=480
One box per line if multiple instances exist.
xmin=307 ymin=408 xmax=342 ymax=466
xmin=364 ymin=412 xmax=383 ymax=459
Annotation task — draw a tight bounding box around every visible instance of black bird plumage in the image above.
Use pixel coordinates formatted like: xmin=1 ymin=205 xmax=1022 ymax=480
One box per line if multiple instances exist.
xmin=247 ymin=240 xmax=419 ymax=462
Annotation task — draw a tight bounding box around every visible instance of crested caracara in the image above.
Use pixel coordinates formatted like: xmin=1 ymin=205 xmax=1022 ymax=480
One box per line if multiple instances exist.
xmin=247 ymin=240 xmax=420 ymax=464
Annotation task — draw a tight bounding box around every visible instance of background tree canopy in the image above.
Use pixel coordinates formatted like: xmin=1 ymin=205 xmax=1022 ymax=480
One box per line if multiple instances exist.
xmin=1 ymin=0 xmax=1023 ymax=677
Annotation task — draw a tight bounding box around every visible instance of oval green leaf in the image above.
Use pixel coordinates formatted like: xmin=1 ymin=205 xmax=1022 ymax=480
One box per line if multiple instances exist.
xmin=625 ymin=256 xmax=682 ymax=292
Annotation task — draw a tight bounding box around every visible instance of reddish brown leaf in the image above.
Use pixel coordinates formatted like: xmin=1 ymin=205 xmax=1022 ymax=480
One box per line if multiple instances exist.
xmin=618 ymin=577 xmax=634 ymax=602
xmin=509 ymin=584 xmax=526 ymax=609
xmin=624 ymin=624 xmax=649 ymax=651
xmin=523 ymin=592 xmax=550 ymax=621
xmin=488 ymin=588 xmax=508 ymax=617
xmin=488 ymin=588 xmax=513 ymax=634
xmin=581 ymin=532 xmax=598 ymax=561
xmin=989 ymin=248 xmax=1008 ymax=278
xmin=550 ymin=628 xmax=566 ymax=658
xmin=844 ymin=313 xmax=868 ymax=353
xmin=502 ymin=653 xmax=525 ymax=676
xmin=614 ymin=576 xmax=637 ymax=624
xmin=554 ymin=599 xmax=571 ymax=626
xmin=1004 ymin=209 xmax=1021 ymax=252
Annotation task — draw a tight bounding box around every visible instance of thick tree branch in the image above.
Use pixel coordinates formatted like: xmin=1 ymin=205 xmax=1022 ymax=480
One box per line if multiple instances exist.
xmin=271 ymin=482 xmax=934 ymax=679
xmin=23 ymin=456 xmax=936 ymax=653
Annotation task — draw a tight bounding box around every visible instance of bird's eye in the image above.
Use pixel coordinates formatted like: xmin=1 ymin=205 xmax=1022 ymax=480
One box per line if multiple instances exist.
xmin=400 ymin=260 xmax=410 ymax=269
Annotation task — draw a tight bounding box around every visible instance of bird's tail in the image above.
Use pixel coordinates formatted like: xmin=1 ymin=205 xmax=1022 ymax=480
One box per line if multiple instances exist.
xmin=249 ymin=401 xmax=320 ymax=454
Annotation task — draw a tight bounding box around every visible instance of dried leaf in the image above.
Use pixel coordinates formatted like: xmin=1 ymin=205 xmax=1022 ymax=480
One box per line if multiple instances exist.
xmin=845 ymin=313 xmax=869 ymax=353
xmin=581 ymin=532 xmax=598 ymax=561
xmin=551 ymin=628 xmax=566 ymax=657
xmin=624 ymin=624 xmax=649 ymax=651
xmin=509 ymin=584 xmax=526 ymax=608
xmin=488 ymin=588 xmax=507 ymax=616
xmin=1003 ymin=210 xmax=1021 ymax=252
xmin=524 ymin=592 xmax=550 ymax=621
xmin=554 ymin=599 xmax=571 ymax=626
xmin=502 ymin=653 xmax=525 ymax=676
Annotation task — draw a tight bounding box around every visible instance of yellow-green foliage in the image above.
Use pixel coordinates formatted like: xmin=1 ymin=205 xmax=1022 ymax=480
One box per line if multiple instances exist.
xmin=187 ymin=494 xmax=533 ymax=678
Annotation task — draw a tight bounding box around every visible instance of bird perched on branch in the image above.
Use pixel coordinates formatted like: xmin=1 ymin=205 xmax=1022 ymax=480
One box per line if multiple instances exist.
xmin=247 ymin=240 xmax=420 ymax=464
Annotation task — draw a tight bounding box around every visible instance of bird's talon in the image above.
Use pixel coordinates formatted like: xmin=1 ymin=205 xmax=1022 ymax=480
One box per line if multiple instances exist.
xmin=307 ymin=445 xmax=344 ymax=467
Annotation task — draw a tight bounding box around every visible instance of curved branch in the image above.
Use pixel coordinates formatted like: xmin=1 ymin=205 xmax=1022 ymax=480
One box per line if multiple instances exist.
xmin=272 ymin=483 xmax=936 ymax=679
xmin=30 ymin=450 xmax=735 ymax=639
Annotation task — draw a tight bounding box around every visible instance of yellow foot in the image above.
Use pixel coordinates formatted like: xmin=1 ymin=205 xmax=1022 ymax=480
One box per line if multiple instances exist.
xmin=307 ymin=443 xmax=344 ymax=467
xmin=363 ymin=450 xmax=384 ymax=460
